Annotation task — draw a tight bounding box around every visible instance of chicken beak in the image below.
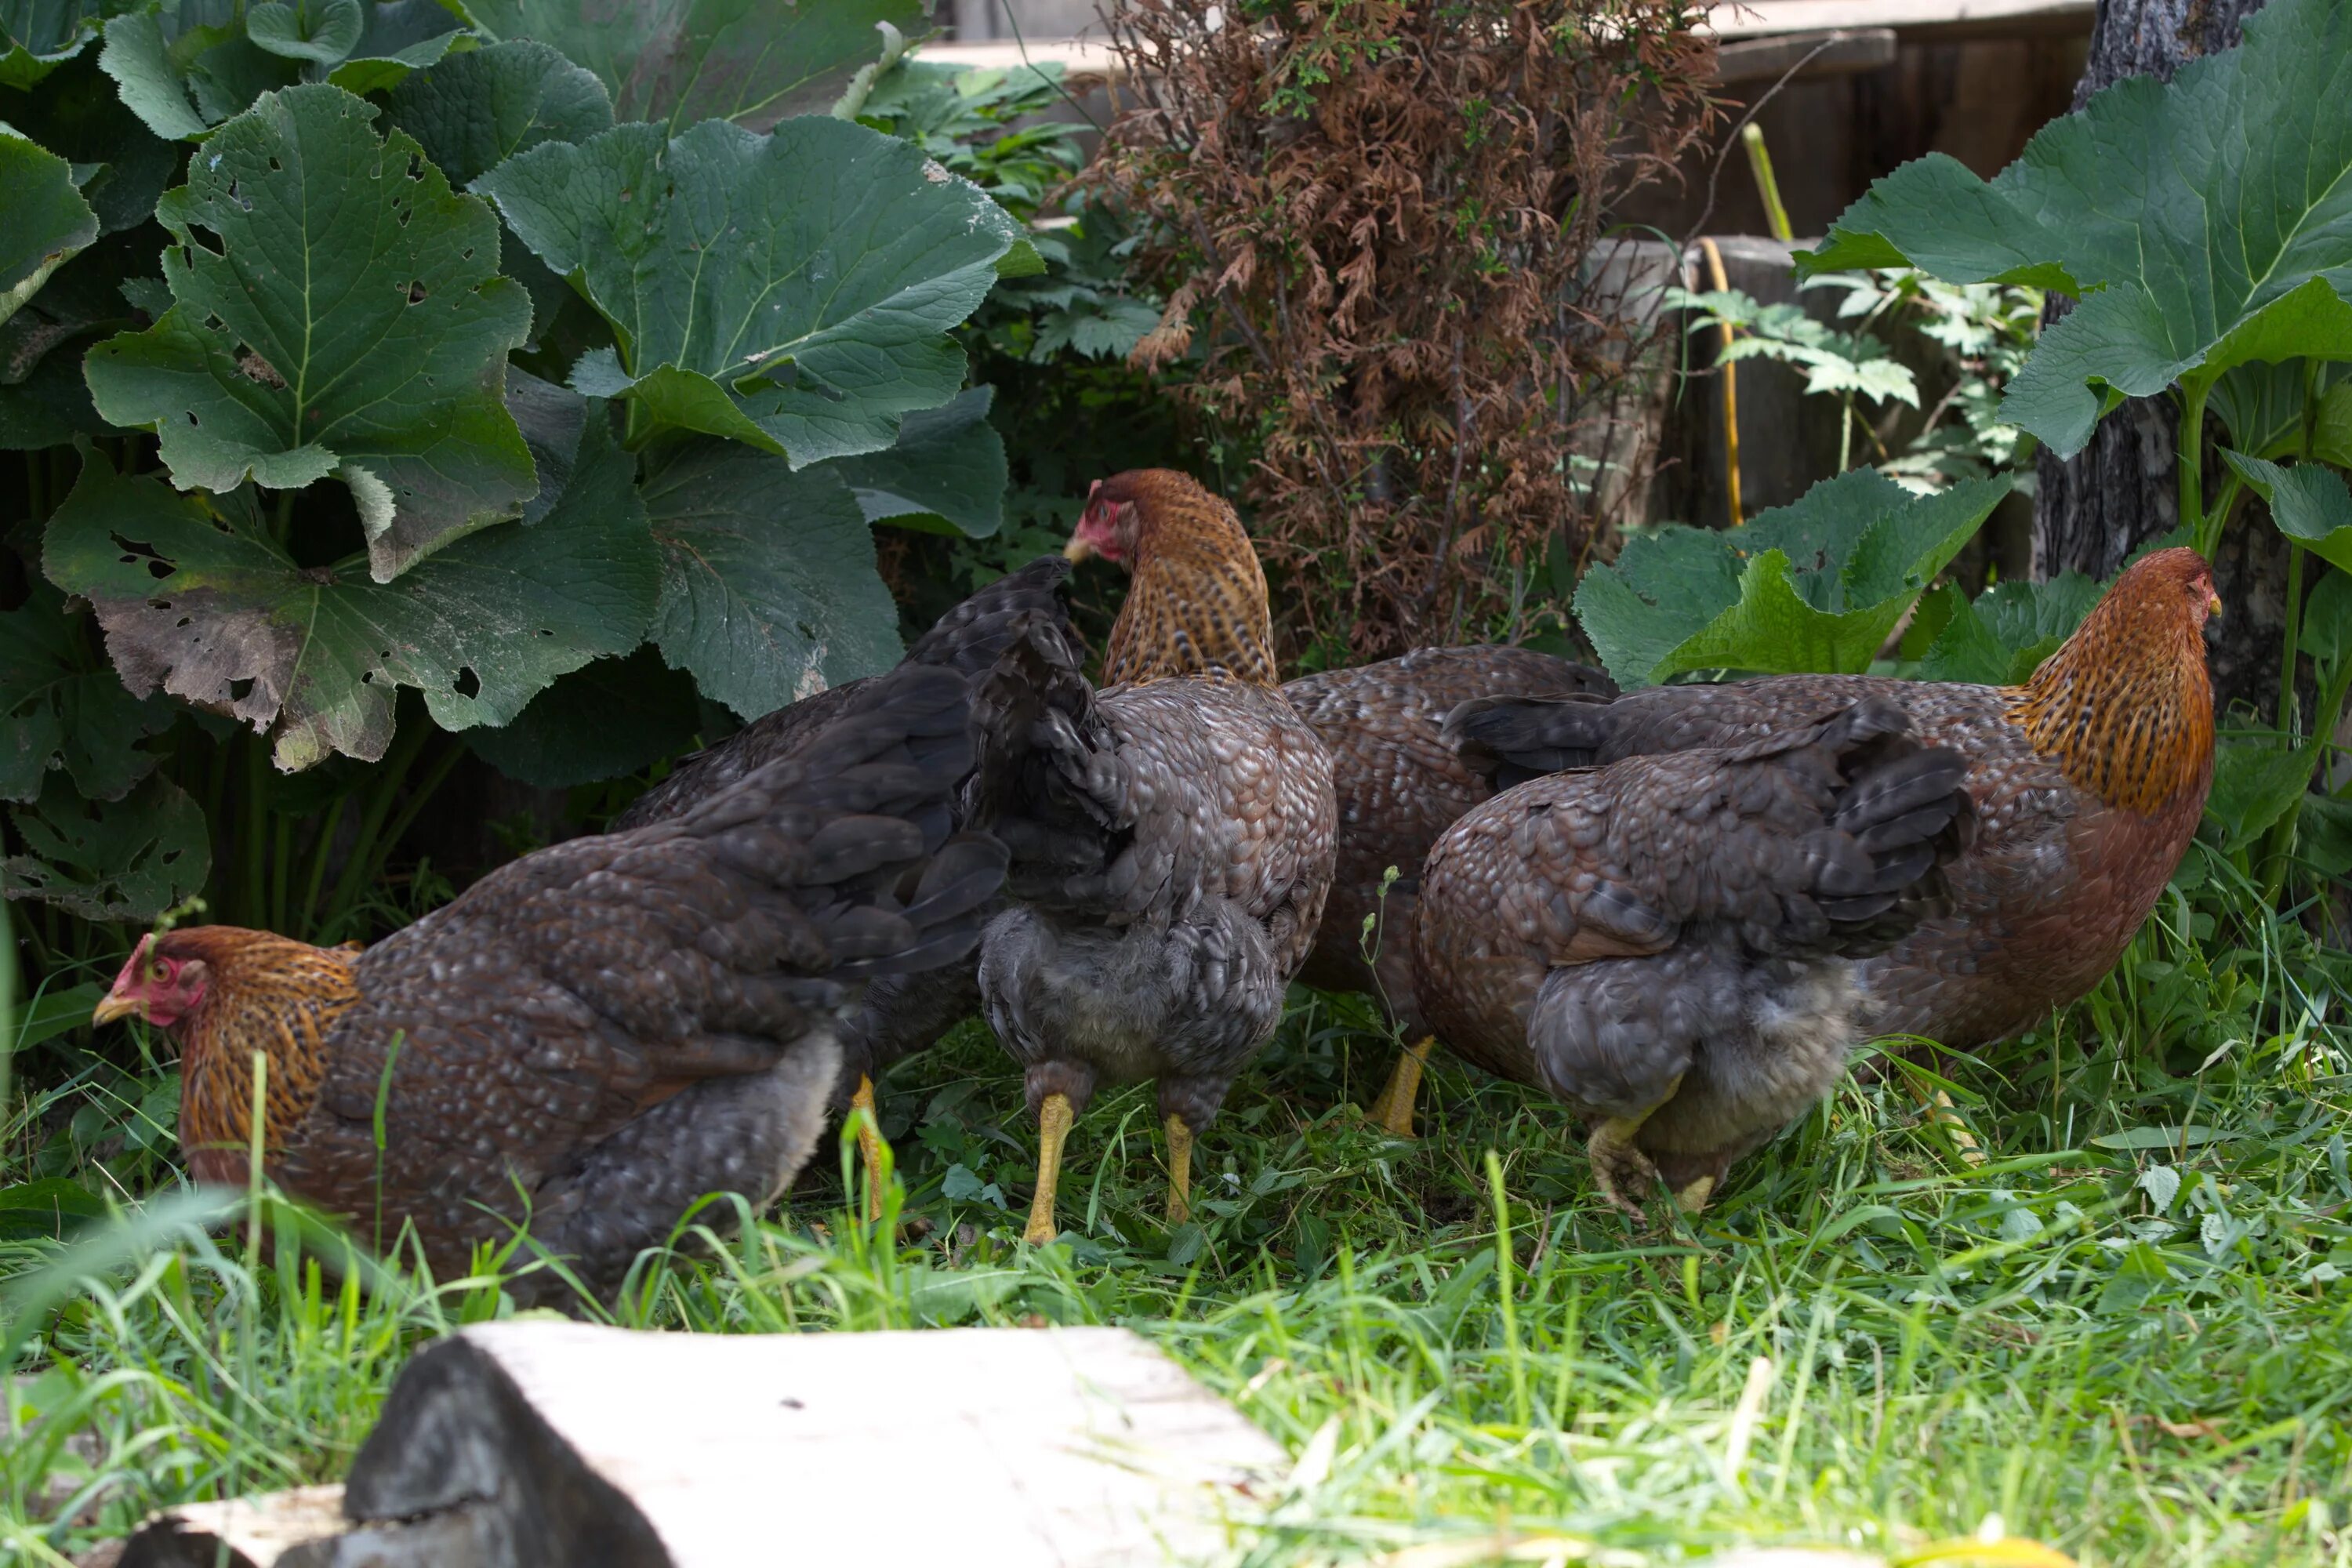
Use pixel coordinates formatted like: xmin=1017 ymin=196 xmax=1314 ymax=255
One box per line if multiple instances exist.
xmin=2208 ymin=591 xmax=2224 ymax=619
xmin=92 ymin=989 xmax=143 ymax=1026
xmin=1062 ymin=534 xmax=1096 ymax=564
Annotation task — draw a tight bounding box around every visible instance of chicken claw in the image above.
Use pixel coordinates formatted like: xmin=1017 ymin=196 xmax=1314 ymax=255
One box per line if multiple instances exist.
xmin=849 ymin=1074 xmax=887 ymax=1224
xmin=1585 ymin=1113 xmax=1665 ymax=1218
xmin=1368 ymin=1036 xmax=1434 ymax=1139
xmin=1165 ymin=1113 xmax=1195 ymax=1225
xmin=1023 ymin=1092 xmax=1076 ymax=1245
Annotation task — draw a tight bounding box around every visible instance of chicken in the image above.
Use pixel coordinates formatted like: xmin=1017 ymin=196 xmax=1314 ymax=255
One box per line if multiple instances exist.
xmin=93 ymin=662 xmax=1007 ymax=1302
xmin=612 ymin=556 xmax=1082 ymax=1216
xmin=1278 ymin=648 xmax=1617 ymax=1137
xmin=1413 ymin=699 xmax=1974 ymax=1214
xmin=1446 ymin=546 xmax=2220 ymax=1059
xmin=970 ymin=469 xmax=1337 ymax=1244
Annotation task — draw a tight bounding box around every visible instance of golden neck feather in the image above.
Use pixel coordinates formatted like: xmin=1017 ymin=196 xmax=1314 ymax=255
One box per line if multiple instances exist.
xmin=1099 ymin=505 xmax=1280 ymax=688
xmin=2002 ymin=591 xmax=2214 ymax=816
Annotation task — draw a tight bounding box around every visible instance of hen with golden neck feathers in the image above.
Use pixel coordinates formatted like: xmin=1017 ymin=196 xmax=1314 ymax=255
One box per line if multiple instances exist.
xmin=1444 ymin=546 xmax=2219 ymax=1052
xmin=93 ymin=664 xmax=1009 ymax=1302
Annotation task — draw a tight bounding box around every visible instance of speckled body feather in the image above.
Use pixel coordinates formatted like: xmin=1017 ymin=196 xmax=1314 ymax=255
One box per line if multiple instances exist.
xmin=1414 ymin=700 xmax=1973 ymax=1194
xmin=1444 ymin=549 xmax=2218 ymax=1052
xmin=1281 ymin=647 xmax=1614 ymax=1033
xmin=612 ymin=557 xmax=1081 ymax=1112
xmin=143 ymin=666 xmax=1006 ymax=1302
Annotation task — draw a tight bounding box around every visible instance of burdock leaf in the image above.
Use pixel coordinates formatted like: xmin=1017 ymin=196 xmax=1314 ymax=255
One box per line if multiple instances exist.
xmin=82 ymin=84 xmax=535 ymax=581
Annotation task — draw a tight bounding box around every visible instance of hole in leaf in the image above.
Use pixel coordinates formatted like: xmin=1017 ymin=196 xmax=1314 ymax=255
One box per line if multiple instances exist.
xmin=406 ymin=281 xmax=426 ymax=303
xmin=268 ymin=157 xmax=281 ymax=172
xmin=228 ymin=677 xmax=255 ymax=702
xmin=454 ymin=667 xmax=481 ymax=699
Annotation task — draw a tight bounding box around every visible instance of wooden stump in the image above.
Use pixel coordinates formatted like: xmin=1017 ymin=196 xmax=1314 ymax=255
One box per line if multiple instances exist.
xmin=118 ymin=1323 xmax=1286 ymax=1568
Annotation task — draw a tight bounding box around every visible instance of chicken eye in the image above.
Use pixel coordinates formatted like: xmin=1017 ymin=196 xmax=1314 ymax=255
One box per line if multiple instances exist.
xmin=147 ymin=962 xmax=168 ymax=982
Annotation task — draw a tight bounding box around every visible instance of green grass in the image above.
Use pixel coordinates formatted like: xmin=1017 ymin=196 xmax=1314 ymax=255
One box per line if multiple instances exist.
xmin=3 ymin=845 xmax=2350 ymax=1567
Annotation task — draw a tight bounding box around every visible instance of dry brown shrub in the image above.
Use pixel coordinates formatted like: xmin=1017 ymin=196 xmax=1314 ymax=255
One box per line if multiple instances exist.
xmin=1090 ymin=0 xmax=1718 ymax=661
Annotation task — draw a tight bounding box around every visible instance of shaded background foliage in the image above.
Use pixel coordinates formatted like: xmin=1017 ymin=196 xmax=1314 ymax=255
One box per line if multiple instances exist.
xmin=1089 ymin=0 xmax=1719 ymax=666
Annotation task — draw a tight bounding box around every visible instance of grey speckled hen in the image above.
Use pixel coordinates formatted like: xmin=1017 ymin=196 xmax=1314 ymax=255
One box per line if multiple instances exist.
xmin=972 ymin=470 xmax=1338 ymax=1244
xmin=1413 ymin=699 xmax=1973 ymax=1216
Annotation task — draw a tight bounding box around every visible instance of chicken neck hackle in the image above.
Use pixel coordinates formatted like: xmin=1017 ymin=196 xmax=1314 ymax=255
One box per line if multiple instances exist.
xmin=2000 ymin=545 xmax=2217 ymax=815
xmin=95 ymin=927 xmax=362 ymax=1185
xmin=1065 ymin=469 xmax=1279 ymax=688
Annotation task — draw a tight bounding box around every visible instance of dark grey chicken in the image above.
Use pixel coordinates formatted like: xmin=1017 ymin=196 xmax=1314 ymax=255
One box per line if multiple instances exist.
xmin=612 ymin=557 xmax=1082 ymax=1213
xmin=972 ymin=470 xmax=1337 ymax=1243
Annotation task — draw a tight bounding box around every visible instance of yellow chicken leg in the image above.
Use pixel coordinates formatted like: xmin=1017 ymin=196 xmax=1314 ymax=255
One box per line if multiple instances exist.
xmin=1023 ymin=1092 xmax=1076 ymax=1245
xmin=1165 ymin=1113 xmax=1195 ymax=1226
xmin=1585 ymin=1073 xmax=1682 ymax=1218
xmin=849 ymin=1074 xmax=887 ymax=1223
xmin=1367 ymin=1036 xmax=1435 ymax=1138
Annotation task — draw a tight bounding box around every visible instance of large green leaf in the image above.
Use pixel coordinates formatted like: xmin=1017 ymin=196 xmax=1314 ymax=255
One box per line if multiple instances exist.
xmin=477 ymin=114 xmax=1022 ymax=466
xmin=1 ymin=0 xmax=110 ymax=87
xmin=833 ymin=386 xmax=1006 ymax=537
xmin=1 ymin=50 xmax=179 ymax=234
xmin=2206 ymin=739 xmax=2315 ymax=850
xmin=44 ymin=421 xmax=656 ymax=770
xmin=379 ymin=38 xmax=610 ymax=345
xmin=445 ymin=0 xmax=921 ymax=132
xmin=1799 ymin=0 xmax=2352 ymax=459
xmin=1573 ymin=470 xmax=2010 ymax=688
xmin=2219 ymin=450 xmax=2352 ymax=574
xmin=0 ymin=125 xmax=98 ymax=328
xmin=99 ymin=0 xmax=468 ymax=143
xmin=83 ymin=85 xmax=536 ymax=581
xmin=1910 ymin=572 xmax=2103 ymax=685
xmin=466 ymin=644 xmax=699 ymax=787
xmin=2 ymin=771 xmax=210 ymax=920
xmin=380 ymin=38 xmax=610 ymax=185
xmin=641 ymin=437 xmax=901 ymax=719
xmin=0 ymin=579 xmax=176 ymax=804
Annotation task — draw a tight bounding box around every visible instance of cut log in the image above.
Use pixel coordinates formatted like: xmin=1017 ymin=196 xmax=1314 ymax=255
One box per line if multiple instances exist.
xmin=115 ymin=1486 xmax=496 ymax=1568
xmin=327 ymin=1321 xmax=1272 ymax=1567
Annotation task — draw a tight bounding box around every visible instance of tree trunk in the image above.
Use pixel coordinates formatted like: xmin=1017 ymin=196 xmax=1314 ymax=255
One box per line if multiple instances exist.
xmin=2032 ymin=0 xmax=2282 ymax=714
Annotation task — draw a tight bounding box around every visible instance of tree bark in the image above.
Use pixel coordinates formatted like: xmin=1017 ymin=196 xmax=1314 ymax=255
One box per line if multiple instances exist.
xmin=2033 ymin=0 xmax=2281 ymax=713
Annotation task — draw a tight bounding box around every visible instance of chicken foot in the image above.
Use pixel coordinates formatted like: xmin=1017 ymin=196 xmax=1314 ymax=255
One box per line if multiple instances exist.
xmin=1165 ymin=1114 xmax=1195 ymax=1225
xmin=1023 ymin=1092 xmax=1076 ymax=1245
xmin=1366 ymin=1036 xmax=1435 ymax=1138
xmin=1584 ymin=1073 xmax=1684 ymax=1219
xmin=849 ymin=1075 xmax=887 ymax=1224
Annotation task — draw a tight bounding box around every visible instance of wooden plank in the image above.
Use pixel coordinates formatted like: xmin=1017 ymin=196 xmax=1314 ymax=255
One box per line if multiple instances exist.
xmin=916 ymin=1 xmax=2089 ymax=84
xmin=1716 ymin=27 xmax=1898 ymax=85
xmin=340 ymin=1321 xmax=1287 ymax=1568
xmin=919 ymin=39 xmax=1124 ymax=83
xmin=1710 ymin=0 xmax=2092 ymax=43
